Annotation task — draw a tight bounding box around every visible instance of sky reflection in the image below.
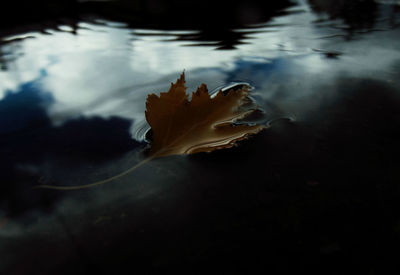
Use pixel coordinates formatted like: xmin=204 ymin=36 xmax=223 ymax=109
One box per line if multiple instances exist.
xmin=1 ymin=1 xmax=399 ymax=139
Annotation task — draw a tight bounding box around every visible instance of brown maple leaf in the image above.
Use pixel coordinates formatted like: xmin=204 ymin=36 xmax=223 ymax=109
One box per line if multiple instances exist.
xmin=36 ymin=73 xmax=266 ymax=190
xmin=145 ymin=72 xmax=265 ymax=157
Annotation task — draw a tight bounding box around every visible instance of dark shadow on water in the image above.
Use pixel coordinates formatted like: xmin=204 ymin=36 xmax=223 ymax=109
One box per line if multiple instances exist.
xmin=1 ymin=0 xmax=297 ymax=51
xmin=180 ymin=76 xmax=400 ymax=274
xmin=308 ymin=0 xmax=378 ymax=30
xmin=0 ymin=0 xmax=296 ymax=50
xmin=4 ymin=75 xmax=399 ymax=274
xmin=0 ymin=80 xmax=142 ymax=217
xmin=1 ymin=0 xmax=399 ymax=53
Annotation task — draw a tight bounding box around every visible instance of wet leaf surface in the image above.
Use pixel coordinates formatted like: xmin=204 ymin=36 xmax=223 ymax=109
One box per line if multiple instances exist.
xmin=145 ymin=72 xmax=266 ymax=157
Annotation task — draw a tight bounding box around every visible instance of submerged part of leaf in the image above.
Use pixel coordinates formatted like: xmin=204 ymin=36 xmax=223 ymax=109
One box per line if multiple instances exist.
xmin=145 ymin=72 xmax=266 ymax=157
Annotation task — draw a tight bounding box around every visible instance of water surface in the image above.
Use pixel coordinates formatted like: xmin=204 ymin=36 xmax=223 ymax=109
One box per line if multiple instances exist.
xmin=1 ymin=0 xmax=400 ymax=274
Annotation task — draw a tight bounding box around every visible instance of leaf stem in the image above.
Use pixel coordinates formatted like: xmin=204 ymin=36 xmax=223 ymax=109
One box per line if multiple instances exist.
xmin=34 ymin=156 xmax=155 ymax=190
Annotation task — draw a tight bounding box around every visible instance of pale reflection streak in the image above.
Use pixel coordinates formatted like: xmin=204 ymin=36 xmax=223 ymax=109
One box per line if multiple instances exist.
xmin=0 ymin=4 xmax=399 ymax=131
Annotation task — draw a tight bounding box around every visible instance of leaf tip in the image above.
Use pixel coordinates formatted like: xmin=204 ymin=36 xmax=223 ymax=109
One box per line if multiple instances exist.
xmin=178 ymin=71 xmax=185 ymax=84
xmin=193 ymin=83 xmax=208 ymax=97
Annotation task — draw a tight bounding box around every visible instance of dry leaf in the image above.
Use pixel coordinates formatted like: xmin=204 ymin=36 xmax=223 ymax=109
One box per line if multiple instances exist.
xmin=36 ymin=72 xmax=266 ymax=190
xmin=145 ymin=72 xmax=266 ymax=157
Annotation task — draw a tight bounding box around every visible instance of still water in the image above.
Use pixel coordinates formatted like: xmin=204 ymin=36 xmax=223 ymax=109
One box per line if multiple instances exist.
xmin=1 ymin=0 xmax=400 ymax=274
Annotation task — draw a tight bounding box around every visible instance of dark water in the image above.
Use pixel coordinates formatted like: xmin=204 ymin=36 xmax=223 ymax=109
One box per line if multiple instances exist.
xmin=1 ymin=0 xmax=400 ymax=274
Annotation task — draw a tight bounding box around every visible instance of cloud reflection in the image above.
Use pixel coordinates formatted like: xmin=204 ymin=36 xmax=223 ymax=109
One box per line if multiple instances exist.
xmin=0 ymin=0 xmax=399 ymax=214
xmin=0 ymin=5 xmax=397 ymax=130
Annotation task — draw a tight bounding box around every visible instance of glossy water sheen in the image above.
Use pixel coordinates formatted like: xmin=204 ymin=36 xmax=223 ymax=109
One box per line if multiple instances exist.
xmin=1 ymin=0 xmax=400 ymax=274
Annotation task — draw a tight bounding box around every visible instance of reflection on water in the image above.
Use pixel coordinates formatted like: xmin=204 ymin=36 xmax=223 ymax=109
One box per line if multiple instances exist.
xmin=1 ymin=0 xmax=400 ymax=274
